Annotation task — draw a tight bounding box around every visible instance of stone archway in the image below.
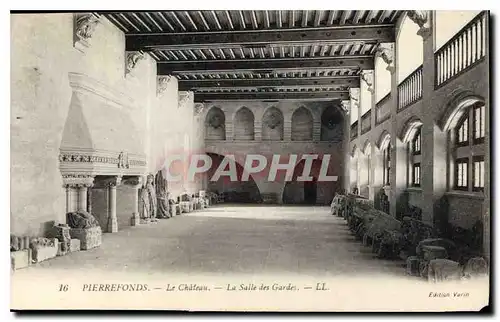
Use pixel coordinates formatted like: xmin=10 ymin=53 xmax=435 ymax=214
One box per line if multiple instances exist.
xmin=205 ymin=152 xmax=262 ymax=203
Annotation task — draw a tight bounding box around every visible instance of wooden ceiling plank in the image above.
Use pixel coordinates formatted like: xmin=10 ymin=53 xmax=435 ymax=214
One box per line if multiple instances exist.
xmin=157 ymin=12 xmax=175 ymax=31
xmin=125 ymin=24 xmax=395 ymax=50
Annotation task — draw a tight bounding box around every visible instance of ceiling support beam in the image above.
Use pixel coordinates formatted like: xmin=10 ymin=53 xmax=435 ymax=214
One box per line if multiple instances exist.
xmin=158 ymin=56 xmax=373 ymax=73
xmin=178 ymin=76 xmax=360 ymax=90
xmin=193 ymin=91 xmax=349 ymax=102
xmin=125 ymin=24 xmax=396 ymax=51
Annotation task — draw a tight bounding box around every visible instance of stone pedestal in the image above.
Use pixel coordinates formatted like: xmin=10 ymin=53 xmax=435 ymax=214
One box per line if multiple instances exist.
xmin=31 ymin=239 xmax=59 ymax=263
xmin=70 ymin=227 xmax=102 ymax=250
xmin=11 ymin=249 xmax=31 ymax=270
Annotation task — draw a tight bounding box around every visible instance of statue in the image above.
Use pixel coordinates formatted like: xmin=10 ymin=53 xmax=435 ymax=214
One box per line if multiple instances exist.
xmin=155 ymin=171 xmax=171 ymax=218
xmin=140 ymin=174 xmax=157 ymax=220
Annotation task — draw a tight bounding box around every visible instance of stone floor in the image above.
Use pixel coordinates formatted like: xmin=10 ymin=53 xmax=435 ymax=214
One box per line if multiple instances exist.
xmin=15 ymin=204 xmax=408 ymax=278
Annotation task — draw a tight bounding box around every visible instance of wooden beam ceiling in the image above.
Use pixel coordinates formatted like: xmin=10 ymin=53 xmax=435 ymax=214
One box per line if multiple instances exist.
xmin=125 ymin=24 xmax=395 ymax=51
xmin=194 ymin=91 xmax=349 ymax=102
xmin=158 ymin=56 xmax=373 ymax=74
xmin=178 ymin=76 xmax=360 ymax=91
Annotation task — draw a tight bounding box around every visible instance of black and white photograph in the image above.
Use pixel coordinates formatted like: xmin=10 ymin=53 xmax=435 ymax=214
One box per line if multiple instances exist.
xmin=8 ymin=8 xmax=491 ymax=312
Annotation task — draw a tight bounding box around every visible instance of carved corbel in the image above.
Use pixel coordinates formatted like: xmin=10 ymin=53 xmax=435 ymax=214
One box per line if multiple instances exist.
xmin=179 ymin=91 xmax=194 ymax=108
xmin=123 ymin=176 xmax=143 ymax=188
xmin=106 ymin=176 xmax=123 ymax=188
xmin=157 ymin=76 xmax=174 ymax=96
xmin=125 ymin=51 xmax=145 ymax=75
xmin=376 ymin=43 xmax=395 ymax=73
xmin=360 ymin=70 xmax=374 ymax=94
xmin=406 ymin=10 xmax=432 ymax=39
xmin=74 ymin=13 xmax=101 ymax=52
xmin=194 ymin=103 xmax=206 ymax=115
xmin=349 ymin=88 xmax=360 ymax=110
xmin=341 ymin=100 xmax=351 ymax=114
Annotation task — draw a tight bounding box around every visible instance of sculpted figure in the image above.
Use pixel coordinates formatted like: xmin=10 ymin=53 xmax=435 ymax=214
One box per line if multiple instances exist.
xmin=140 ymin=174 xmax=157 ymax=219
xmin=66 ymin=211 xmax=100 ymax=229
xmin=155 ymin=171 xmax=170 ymax=218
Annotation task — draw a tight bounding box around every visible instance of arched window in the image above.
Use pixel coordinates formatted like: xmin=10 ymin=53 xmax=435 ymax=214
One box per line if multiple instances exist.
xmin=205 ymin=107 xmax=226 ymax=140
xmin=262 ymin=107 xmax=284 ymax=141
xmin=451 ymin=102 xmax=486 ymax=192
xmin=397 ymin=14 xmax=423 ymax=84
xmin=408 ymin=128 xmax=422 ymax=187
xmin=383 ymin=143 xmax=391 ymax=186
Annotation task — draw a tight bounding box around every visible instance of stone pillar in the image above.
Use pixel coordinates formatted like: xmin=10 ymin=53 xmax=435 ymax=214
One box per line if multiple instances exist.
xmin=284 ymin=118 xmax=292 ymax=141
xmin=65 ymin=186 xmax=72 ymax=213
xmin=87 ymin=188 xmax=92 ymax=214
xmin=107 ymin=176 xmax=122 ymax=233
xmin=77 ymin=185 xmax=88 ymax=212
xmin=312 ymin=120 xmax=321 ymax=142
xmin=125 ymin=176 xmax=143 ymax=226
xmin=254 ymin=120 xmax=262 ymax=141
xmin=414 ymin=11 xmax=438 ymax=224
xmin=342 ymin=101 xmax=351 ymax=193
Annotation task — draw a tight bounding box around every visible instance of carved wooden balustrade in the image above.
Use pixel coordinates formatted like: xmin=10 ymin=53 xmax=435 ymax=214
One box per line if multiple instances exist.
xmin=398 ymin=65 xmax=423 ymax=111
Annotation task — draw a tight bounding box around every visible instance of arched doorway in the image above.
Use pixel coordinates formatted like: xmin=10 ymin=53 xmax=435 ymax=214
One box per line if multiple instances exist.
xmin=205 ymin=152 xmax=262 ymax=203
xmin=282 ymin=158 xmax=323 ymax=205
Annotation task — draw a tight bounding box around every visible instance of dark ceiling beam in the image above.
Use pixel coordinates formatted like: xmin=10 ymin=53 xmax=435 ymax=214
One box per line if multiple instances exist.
xmin=193 ymin=91 xmax=349 ymax=102
xmin=125 ymin=24 xmax=396 ymax=51
xmin=158 ymin=56 xmax=373 ymax=74
xmin=178 ymin=76 xmax=360 ymax=90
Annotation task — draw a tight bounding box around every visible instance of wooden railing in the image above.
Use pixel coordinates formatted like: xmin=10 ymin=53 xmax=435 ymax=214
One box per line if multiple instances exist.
xmin=435 ymin=11 xmax=488 ymax=88
xmin=375 ymin=93 xmax=391 ymax=125
xmin=360 ymin=109 xmax=371 ymax=134
xmin=398 ymin=65 xmax=423 ymax=111
xmin=350 ymin=121 xmax=358 ymax=140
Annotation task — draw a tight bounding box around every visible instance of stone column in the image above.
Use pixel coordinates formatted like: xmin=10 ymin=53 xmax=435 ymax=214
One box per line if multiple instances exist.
xmin=77 ymin=185 xmax=89 ymax=212
xmin=411 ymin=11 xmax=438 ymax=224
xmin=342 ymin=101 xmax=351 ymax=193
xmin=107 ymin=176 xmax=122 ymax=233
xmin=65 ymin=185 xmax=72 ymax=213
xmin=125 ymin=176 xmax=143 ymax=226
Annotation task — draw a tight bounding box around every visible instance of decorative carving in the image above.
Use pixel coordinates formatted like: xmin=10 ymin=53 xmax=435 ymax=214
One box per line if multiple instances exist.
xmin=106 ymin=176 xmax=122 ymax=188
xmin=74 ymin=13 xmax=100 ymax=50
xmin=194 ymin=103 xmax=206 ymax=115
xmin=157 ymin=76 xmax=174 ymax=96
xmin=126 ymin=51 xmax=145 ymax=74
xmin=62 ymin=174 xmax=94 ymax=188
xmin=376 ymin=43 xmax=395 ymax=73
xmin=118 ymin=152 xmax=129 ymax=169
xmin=341 ymin=100 xmax=351 ymax=114
xmin=406 ymin=10 xmax=431 ymax=38
xmin=360 ymin=70 xmax=374 ymax=94
xmin=59 ymin=152 xmax=146 ymax=168
xmin=349 ymin=88 xmax=360 ymax=110
xmin=264 ymin=109 xmax=282 ymax=129
xmin=123 ymin=176 xmax=143 ymax=187
xmin=209 ymin=114 xmax=224 ymax=129
xmin=179 ymin=91 xmax=193 ymax=107
xmin=66 ymin=211 xmax=100 ymax=229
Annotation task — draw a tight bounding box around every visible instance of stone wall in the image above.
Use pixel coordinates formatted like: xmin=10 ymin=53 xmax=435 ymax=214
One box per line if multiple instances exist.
xmin=10 ymin=14 xmax=203 ymax=236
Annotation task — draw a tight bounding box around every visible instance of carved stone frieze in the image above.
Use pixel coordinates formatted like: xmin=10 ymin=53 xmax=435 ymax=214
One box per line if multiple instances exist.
xmin=122 ymin=176 xmax=143 ymax=187
xmin=62 ymin=174 xmax=95 ymax=188
xmin=360 ymin=70 xmax=374 ymax=94
xmin=157 ymin=76 xmax=174 ymax=96
xmin=406 ymin=10 xmax=432 ymax=39
xmin=74 ymin=13 xmax=100 ymax=51
xmin=376 ymin=43 xmax=395 ymax=73
xmin=126 ymin=51 xmax=145 ymax=74
xmin=59 ymin=152 xmax=146 ymax=168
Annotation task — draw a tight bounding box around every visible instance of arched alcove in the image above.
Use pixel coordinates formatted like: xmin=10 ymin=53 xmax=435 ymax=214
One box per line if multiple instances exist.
xmin=375 ymin=55 xmax=392 ymax=102
xmin=233 ymin=107 xmax=255 ymax=140
xmin=291 ymin=106 xmax=313 ymax=141
xmin=205 ymin=107 xmax=226 ymax=140
xmin=320 ymin=105 xmax=343 ymax=141
xmin=262 ymin=107 xmax=284 ymax=141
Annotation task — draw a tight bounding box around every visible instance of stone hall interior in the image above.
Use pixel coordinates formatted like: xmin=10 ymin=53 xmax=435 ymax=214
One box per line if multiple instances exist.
xmin=10 ymin=10 xmax=490 ymax=282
